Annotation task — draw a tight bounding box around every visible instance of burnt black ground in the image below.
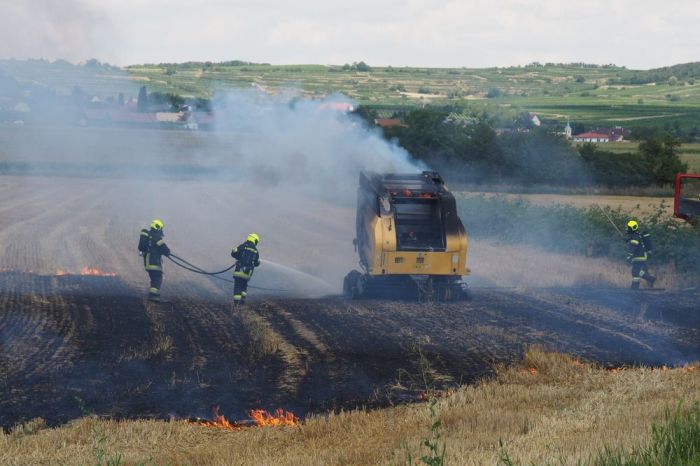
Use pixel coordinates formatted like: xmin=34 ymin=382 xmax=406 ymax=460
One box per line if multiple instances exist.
xmin=0 ymin=271 xmax=698 ymax=429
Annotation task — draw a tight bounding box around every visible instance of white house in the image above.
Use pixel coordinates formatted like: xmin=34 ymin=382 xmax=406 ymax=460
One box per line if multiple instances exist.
xmin=573 ymin=131 xmax=610 ymax=143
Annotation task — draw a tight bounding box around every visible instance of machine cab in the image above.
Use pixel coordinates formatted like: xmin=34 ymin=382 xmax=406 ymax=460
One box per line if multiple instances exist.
xmin=674 ymin=174 xmax=700 ymax=221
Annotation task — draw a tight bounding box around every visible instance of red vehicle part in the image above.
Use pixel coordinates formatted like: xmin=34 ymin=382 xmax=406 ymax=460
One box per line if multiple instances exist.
xmin=674 ymin=173 xmax=700 ymax=220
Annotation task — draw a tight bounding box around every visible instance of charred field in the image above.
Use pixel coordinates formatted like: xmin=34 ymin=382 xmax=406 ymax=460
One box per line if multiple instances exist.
xmin=1 ymin=268 xmax=698 ymax=430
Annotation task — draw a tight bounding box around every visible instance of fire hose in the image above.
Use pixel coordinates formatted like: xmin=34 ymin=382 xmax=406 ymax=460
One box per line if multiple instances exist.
xmin=166 ymin=253 xmax=290 ymax=292
xmin=595 ymin=204 xmax=625 ymax=238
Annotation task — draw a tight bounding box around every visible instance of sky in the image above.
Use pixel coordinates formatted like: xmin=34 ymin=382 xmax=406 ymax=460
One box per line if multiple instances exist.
xmin=1 ymin=0 xmax=699 ymax=69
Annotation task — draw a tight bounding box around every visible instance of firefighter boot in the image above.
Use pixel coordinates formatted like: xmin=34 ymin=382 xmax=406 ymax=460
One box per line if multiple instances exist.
xmin=631 ymin=281 xmax=640 ymax=290
xmin=646 ymin=275 xmax=657 ymax=288
xmin=148 ymin=287 xmax=161 ymax=301
xmin=232 ymin=294 xmax=244 ymax=309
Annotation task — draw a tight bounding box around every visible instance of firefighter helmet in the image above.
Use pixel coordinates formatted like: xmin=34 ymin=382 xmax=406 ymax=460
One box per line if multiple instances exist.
xmin=150 ymin=219 xmax=164 ymax=231
xmin=247 ymin=233 xmax=260 ymax=245
xmin=627 ymin=220 xmax=639 ymax=232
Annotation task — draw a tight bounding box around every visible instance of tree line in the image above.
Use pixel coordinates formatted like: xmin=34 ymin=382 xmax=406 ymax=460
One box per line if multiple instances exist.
xmin=365 ymin=108 xmax=688 ymax=187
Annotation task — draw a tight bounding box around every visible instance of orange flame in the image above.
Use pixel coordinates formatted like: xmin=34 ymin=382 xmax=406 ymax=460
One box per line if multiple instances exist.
xmin=249 ymin=409 xmax=299 ymax=427
xmin=55 ymin=267 xmax=117 ymax=277
xmin=195 ymin=406 xmax=242 ymax=431
xmin=80 ymin=267 xmax=117 ymax=276
xmin=191 ymin=406 xmax=299 ymax=430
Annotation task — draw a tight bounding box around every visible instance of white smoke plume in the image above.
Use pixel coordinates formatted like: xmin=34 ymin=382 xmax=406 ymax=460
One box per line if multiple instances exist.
xmin=0 ymin=85 xmax=424 ymax=297
xmin=206 ymin=90 xmax=421 ymax=199
xmin=0 ymin=1 xmax=115 ymax=63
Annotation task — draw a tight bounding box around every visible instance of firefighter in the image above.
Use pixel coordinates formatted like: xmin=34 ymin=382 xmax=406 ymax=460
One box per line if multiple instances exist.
xmin=231 ymin=233 xmax=261 ymax=306
xmin=625 ymin=220 xmax=656 ymax=290
xmin=138 ymin=219 xmax=171 ymax=300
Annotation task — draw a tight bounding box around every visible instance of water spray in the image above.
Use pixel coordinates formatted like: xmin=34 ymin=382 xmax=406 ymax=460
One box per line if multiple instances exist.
xmin=166 ymin=253 xmax=290 ymax=292
xmin=595 ymin=205 xmax=625 ymax=238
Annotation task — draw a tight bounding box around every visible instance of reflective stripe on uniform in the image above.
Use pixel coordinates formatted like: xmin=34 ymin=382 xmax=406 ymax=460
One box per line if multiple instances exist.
xmin=140 ymin=231 xmax=149 ymax=237
xmin=233 ymin=270 xmax=251 ymax=279
xmin=145 ymin=252 xmax=163 ymax=271
xmin=632 ymin=277 xmax=641 ymax=282
xmin=149 ymin=287 xmax=160 ymax=294
xmin=630 ymin=240 xmax=640 ymax=245
xmin=631 ymin=253 xmax=647 ymax=262
xmin=156 ymin=239 xmax=165 ymax=246
xmin=244 ymin=247 xmax=257 ymax=253
xmin=241 ymin=291 xmax=247 ymax=296
xmin=233 ymin=294 xmax=243 ymax=301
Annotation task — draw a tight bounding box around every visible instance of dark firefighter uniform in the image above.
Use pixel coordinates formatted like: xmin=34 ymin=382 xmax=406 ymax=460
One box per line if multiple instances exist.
xmin=138 ymin=219 xmax=171 ymax=298
xmin=231 ymin=233 xmax=261 ymax=305
xmin=626 ymin=220 xmax=656 ymax=290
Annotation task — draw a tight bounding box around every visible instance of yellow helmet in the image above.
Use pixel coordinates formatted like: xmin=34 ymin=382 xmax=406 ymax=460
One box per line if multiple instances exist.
xmin=247 ymin=233 xmax=260 ymax=245
xmin=627 ymin=220 xmax=639 ymax=232
xmin=150 ymin=219 xmax=164 ymax=231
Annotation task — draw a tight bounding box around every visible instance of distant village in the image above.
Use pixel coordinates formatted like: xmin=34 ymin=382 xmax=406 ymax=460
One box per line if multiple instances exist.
xmin=374 ymin=111 xmax=632 ymax=143
xmin=0 ymin=80 xmax=631 ymax=143
xmin=0 ymin=84 xmax=217 ymax=131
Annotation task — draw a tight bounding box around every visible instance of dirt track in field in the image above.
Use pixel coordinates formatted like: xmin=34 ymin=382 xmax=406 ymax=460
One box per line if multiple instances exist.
xmin=1 ymin=270 xmax=697 ymax=429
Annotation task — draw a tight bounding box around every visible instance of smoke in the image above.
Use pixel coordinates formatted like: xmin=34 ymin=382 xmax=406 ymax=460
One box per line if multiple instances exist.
xmin=0 ymin=1 xmax=116 ymax=63
xmin=208 ymin=91 xmax=420 ymax=199
xmin=0 ymin=81 xmax=423 ymax=296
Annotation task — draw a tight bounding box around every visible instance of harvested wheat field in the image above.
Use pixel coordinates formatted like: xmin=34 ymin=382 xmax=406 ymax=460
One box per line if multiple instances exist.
xmin=1 ymin=349 xmax=698 ymax=465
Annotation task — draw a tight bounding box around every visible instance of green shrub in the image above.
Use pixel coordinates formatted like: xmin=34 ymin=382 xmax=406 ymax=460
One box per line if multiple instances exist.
xmin=457 ymin=195 xmax=700 ymax=275
xmin=594 ymin=404 xmax=700 ymax=466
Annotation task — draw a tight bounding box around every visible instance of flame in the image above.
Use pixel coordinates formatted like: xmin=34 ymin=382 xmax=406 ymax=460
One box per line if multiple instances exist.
xmin=191 ymin=406 xmax=299 ymax=430
xmin=520 ymin=367 xmax=538 ymax=375
xmin=55 ymin=267 xmax=116 ymax=277
xmin=80 ymin=267 xmax=117 ymax=276
xmin=249 ymin=409 xmax=299 ymax=427
xmin=195 ymin=406 xmax=242 ymax=431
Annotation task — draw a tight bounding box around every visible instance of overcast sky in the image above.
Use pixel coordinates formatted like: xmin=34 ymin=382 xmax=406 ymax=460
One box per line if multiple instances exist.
xmin=2 ymin=0 xmax=698 ymax=69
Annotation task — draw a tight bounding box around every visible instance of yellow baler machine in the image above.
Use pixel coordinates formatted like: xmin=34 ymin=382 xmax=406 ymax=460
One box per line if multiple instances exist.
xmin=344 ymin=171 xmax=470 ymax=300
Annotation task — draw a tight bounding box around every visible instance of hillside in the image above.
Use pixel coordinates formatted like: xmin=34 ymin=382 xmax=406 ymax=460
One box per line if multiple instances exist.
xmin=3 ymin=59 xmax=700 ymax=130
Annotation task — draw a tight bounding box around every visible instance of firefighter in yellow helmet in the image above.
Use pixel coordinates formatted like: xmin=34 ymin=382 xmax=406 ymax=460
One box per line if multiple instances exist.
xmin=138 ymin=219 xmax=171 ymax=300
xmin=230 ymin=233 xmax=261 ymax=306
xmin=625 ymin=220 xmax=656 ymax=290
